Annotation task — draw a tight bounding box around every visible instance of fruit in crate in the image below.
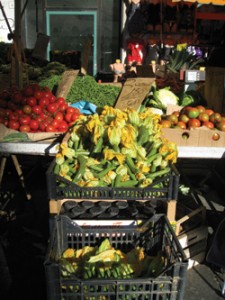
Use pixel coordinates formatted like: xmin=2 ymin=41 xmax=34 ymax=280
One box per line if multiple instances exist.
xmin=0 ymin=84 xmax=81 ymax=133
xmin=161 ymin=106 xmax=225 ymax=131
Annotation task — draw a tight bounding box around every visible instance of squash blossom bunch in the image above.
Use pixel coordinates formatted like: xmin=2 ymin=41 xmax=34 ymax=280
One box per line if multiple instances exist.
xmin=54 ymin=106 xmax=178 ymax=188
xmin=60 ymin=238 xmax=165 ymax=280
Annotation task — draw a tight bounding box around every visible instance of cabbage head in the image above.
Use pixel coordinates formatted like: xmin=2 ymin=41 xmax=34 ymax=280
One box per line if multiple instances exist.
xmin=153 ymin=87 xmax=179 ymax=111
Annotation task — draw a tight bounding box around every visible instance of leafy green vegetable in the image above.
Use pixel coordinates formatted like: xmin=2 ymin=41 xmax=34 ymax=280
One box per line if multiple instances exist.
xmin=2 ymin=132 xmax=31 ymax=142
xmin=39 ymin=74 xmax=62 ymax=91
xmin=66 ymin=75 xmax=121 ymax=108
xmin=179 ymin=90 xmax=207 ymax=107
xmin=167 ymin=49 xmax=204 ymax=73
xmin=143 ymin=86 xmax=179 ymax=112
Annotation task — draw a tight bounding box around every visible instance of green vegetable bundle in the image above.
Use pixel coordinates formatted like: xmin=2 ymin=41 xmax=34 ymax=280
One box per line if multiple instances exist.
xmin=66 ymin=75 xmax=121 ymax=107
xmin=54 ymin=106 xmax=178 ymax=188
xmin=60 ymin=238 xmax=164 ymax=280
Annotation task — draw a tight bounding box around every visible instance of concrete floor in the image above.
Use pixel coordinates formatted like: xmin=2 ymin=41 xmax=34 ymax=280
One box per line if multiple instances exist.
xmin=1 ymin=155 xmax=225 ymax=300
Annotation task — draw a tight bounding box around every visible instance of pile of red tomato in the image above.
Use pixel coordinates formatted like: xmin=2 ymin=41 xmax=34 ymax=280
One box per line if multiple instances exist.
xmin=0 ymin=83 xmax=81 ymax=133
xmin=161 ymin=105 xmax=225 ymax=132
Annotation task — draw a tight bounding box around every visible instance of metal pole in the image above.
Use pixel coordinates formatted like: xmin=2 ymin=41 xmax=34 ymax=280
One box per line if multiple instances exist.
xmin=14 ymin=0 xmax=23 ymax=88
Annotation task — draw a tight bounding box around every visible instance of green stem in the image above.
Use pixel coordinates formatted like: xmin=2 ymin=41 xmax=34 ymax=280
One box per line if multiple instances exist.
xmin=126 ymin=154 xmax=137 ymax=174
xmin=147 ymin=167 xmax=170 ymax=179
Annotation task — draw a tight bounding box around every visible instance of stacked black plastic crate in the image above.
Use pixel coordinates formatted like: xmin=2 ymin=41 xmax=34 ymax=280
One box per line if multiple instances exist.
xmin=45 ymin=159 xmax=188 ymax=300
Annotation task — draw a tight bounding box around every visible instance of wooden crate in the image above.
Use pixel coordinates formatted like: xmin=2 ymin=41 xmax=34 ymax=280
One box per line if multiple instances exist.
xmin=175 ymin=206 xmax=208 ymax=269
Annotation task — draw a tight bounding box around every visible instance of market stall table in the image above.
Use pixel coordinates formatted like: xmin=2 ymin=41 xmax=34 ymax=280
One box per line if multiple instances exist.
xmin=1 ymin=140 xmax=225 ymax=158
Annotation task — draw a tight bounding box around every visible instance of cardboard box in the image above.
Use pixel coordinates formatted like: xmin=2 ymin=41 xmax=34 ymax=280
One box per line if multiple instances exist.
xmin=162 ymin=127 xmax=225 ymax=147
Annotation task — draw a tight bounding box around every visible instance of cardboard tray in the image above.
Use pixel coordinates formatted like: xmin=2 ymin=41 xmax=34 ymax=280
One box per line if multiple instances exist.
xmin=162 ymin=127 xmax=225 ymax=147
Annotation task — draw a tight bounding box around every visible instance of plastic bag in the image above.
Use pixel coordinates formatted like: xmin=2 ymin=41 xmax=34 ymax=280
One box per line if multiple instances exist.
xmin=70 ymin=100 xmax=97 ymax=115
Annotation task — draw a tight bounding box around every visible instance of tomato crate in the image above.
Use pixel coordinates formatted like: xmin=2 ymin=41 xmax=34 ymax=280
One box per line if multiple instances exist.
xmin=46 ymin=159 xmax=180 ymax=201
xmin=44 ymin=214 xmax=188 ymax=300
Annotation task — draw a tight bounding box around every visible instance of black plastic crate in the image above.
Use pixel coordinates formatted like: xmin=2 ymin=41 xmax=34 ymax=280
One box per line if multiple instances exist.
xmin=46 ymin=159 xmax=180 ymax=201
xmin=45 ymin=214 xmax=188 ymax=300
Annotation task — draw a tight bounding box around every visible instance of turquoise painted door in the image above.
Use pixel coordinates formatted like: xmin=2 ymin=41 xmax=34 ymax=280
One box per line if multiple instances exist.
xmin=46 ymin=11 xmax=97 ymax=75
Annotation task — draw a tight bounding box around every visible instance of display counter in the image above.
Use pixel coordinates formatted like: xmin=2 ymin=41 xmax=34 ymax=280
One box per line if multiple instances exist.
xmin=0 ymin=141 xmax=225 ymax=159
xmin=1 ymin=140 xmax=225 ymax=159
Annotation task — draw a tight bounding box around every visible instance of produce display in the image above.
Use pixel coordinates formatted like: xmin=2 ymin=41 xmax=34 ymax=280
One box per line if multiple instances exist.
xmin=54 ymin=106 xmax=178 ymax=188
xmin=141 ymin=85 xmax=207 ymax=115
xmin=0 ymin=83 xmax=81 ymax=133
xmin=60 ymin=238 xmax=164 ymax=280
xmin=161 ymin=105 xmax=225 ymax=132
xmin=39 ymin=74 xmax=121 ymax=108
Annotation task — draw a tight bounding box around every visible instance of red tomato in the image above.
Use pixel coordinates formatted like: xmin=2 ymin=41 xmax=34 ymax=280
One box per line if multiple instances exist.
xmin=176 ymin=121 xmax=186 ymax=129
xmin=46 ymin=124 xmax=57 ymax=132
xmin=47 ymin=103 xmax=57 ymax=114
xmin=32 ymin=105 xmax=42 ymax=115
xmin=19 ymin=115 xmax=31 ymax=125
xmin=9 ymin=120 xmax=20 ymax=130
xmin=34 ymin=90 xmax=43 ymax=100
xmin=202 ymin=121 xmax=214 ymax=129
xmin=56 ymin=97 xmax=65 ymax=105
xmin=9 ymin=112 xmax=19 ymax=121
xmin=20 ymin=124 xmax=30 ymax=132
xmin=71 ymin=112 xmax=79 ymax=122
xmin=205 ymin=109 xmax=214 ymax=116
xmin=196 ymin=105 xmax=206 ymax=114
xmin=52 ymin=119 xmax=60 ymax=129
xmin=26 ymin=96 xmax=37 ymax=107
xmin=29 ymin=119 xmax=39 ymax=131
xmin=22 ymin=86 xmax=33 ymax=97
xmin=41 ymin=91 xmax=51 ymax=98
xmin=188 ymin=118 xmax=201 ymax=128
xmin=15 ymin=109 xmax=23 ymax=115
xmin=181 ymin=106 xmax=192 ymax=115
xmin=55 ymin=111 xmax=64 ymax=122
xmin=39 ymin=120 xmax=49 ymax=131
xmin=65 ymin=112 xmax=72 ymax=123
xmin=49 ymin=95 xmax=56 ymax=103
xmin=58 ymin=120 xmax=69 ymax=132
xmin=23 ymin=105 xmax=32 ymax=115
xmin=12 ymin=92 xmax=23 ymax=104
xmin=66 ymin=107 xmax=75 ymax=114
xmin=39 ymin=97 xmax=49 ymax=107
xmin=59 ymin=102 xmax=68 ymax=111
